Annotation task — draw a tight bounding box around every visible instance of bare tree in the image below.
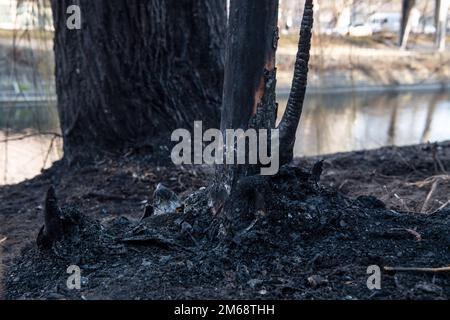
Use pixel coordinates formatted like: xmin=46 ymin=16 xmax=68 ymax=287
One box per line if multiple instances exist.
xmin=435 ymin=0 xmax=450 ymax=51
xmin=400 ymin=0 xmax=416 ymax=49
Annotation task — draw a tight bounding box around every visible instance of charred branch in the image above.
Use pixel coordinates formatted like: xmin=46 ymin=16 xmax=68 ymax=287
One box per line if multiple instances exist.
xmin=278 ymin=0 xmax=314 ymax=165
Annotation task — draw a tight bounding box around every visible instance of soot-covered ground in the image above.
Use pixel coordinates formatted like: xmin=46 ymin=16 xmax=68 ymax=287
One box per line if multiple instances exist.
xmin=1 ymin=142 xmax=449 ymax=300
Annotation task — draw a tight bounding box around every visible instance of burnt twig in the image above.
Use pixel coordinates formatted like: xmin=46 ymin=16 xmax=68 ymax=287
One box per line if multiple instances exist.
xmin=420 ymin=180 xmax=438 ymax=213
xmin=384 ymin=266 xmax=450 ymax=273
xmin=278 ymin=0 xmax=314 ymax=165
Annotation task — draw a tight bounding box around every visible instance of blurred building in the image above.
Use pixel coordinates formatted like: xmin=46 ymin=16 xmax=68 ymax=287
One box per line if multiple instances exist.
xmin=280 ymin=0 xmax=448 ymax=36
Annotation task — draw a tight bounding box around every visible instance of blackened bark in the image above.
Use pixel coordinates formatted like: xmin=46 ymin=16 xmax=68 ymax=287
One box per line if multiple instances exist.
xmin=220 ymin=0 xmax=279 ymax=132
xmin=207 ymin=0 xmax=315 ymax=240
xmin=218 ymin=0 xmax=314 ymax=184
xmin=51 ymin=0 xmax=226 ymax=163
xmin=218 ymin=0 xmax=279 ymax=188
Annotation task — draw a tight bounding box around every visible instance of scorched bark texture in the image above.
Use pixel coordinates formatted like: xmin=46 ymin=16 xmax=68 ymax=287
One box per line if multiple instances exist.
xmin=51 ymin=0 xmax=226 ymax=163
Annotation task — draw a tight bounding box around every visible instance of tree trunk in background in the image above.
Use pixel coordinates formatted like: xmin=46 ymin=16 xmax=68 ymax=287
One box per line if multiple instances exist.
xmin=400 ymin=0 xmax=416 ymax=49
xmin=435 ymin=0 xmax=450 ymax=52
xmin=51 ymin=0 xmax=226 ymax=163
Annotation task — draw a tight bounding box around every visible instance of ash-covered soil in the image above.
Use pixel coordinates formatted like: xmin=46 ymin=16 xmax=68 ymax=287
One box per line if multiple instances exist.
xmin=1 ymin=142 xmax=449 ymax=300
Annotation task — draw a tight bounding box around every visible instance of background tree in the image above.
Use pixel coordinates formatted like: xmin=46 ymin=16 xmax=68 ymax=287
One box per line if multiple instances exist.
xmin=51 ymin=0 xmax=226 ymax=164
xmin=435 ymin=0 xmax=450 ymax=51
xmin=399 ymin=0 xmax=416 ymax=49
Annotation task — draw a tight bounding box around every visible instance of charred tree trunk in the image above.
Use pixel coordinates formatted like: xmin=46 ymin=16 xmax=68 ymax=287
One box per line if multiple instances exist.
xmin=218 ymin=0 xmax=279 ymax=188
xmin=399 ymin=0 xmax=416 ymax=49
xmin=210 ymin=0 xmax=313 ymax=218
xmin=51 ymin=0 xmax=226 ymax=163
xmin=435 ymin=0 xmax=450 ymax=52
xmin=219 ymin=0 xmax=313 ymax=182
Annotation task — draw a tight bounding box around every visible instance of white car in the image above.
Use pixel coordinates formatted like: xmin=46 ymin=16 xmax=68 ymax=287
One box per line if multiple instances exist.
xmin=348 ymin=24 xmax=373 ymax=37
xmin=423 ymin=24 xmax=437 ymax=35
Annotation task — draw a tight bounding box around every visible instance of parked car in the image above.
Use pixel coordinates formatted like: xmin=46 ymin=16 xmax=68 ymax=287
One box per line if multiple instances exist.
xmin=370 ymin=13 xmax=401 ymax=33
xmin=348 ymin=24 xmax=373 ymax=37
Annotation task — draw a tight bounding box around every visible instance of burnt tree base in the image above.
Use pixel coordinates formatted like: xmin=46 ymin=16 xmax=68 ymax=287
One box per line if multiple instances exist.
xmin=5 ymin=165 xmax=450 ymax=300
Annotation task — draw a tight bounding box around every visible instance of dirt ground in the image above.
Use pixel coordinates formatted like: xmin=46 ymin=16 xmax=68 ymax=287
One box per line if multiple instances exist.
xmin=0 ymin=141 xmax=449 ymax=300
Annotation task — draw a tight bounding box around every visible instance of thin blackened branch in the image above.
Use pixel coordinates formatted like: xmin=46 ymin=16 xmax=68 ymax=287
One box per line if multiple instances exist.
xmin=278 ymin=0 xmax=314 ymax=165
